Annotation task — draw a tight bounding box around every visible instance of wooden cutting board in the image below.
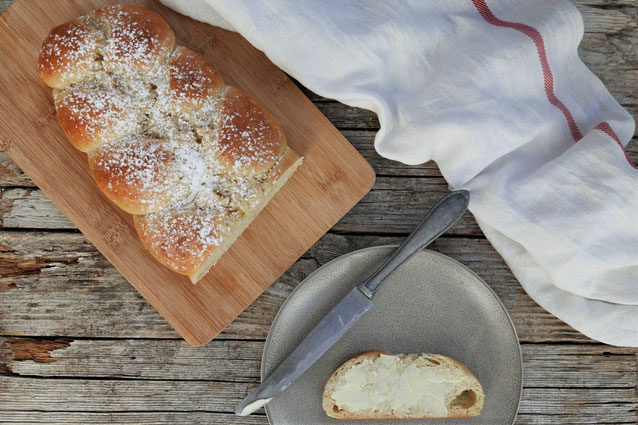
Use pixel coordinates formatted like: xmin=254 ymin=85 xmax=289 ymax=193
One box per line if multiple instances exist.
xmin=0 ymin=0 xmax=375 ymax=346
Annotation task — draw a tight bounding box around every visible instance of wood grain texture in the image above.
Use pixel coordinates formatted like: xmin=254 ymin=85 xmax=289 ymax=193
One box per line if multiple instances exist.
xmin=0 ymin=412 xmax=270 ymax=425
xmin=0 ymin=180 xmax=481 ymax=234
xmin=0 ymin=0 xmax=374 ymax=346
xmin=1 ymin=0 xmax=638 ymax=424
xmin=2 ymin=338 xmax=635 ymax=389
xmin=0 ymin=377 xmax=635 ymax=424
xmin=3 ymin=409 xmax=637 ymax=425
xmin=0 ymin=141 xmax=635 ymax=234
xmin=0 ymin=231 xmax=592 ymax=343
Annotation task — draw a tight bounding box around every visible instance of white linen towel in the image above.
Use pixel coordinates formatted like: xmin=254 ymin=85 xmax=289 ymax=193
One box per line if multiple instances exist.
xmin=160 ymin=0 xmax=638 ymax=346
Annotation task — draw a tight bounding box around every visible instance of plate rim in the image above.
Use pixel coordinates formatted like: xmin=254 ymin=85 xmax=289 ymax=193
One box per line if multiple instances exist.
xmin=262 ymin=245 xmax=523 ymax=424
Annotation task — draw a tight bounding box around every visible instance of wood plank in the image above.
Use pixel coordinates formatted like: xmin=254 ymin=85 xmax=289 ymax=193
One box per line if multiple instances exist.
xmin=0 ymin=133 xmax=440 ymax=185
xmin=520 ymin=345 xmax=637 ymax=389
xmin=574 ymin=0 xmax=638 ymax=6
xmin=1 ymin=409 xmax=637 ymax=425
xmin=307 ymin=101 xmax=637 ymax=137
xmin=579 ymin=31 xmax=638 ymax=107
xmin=0 ymin=133 xmax=629 ymax=188
xmin=314 ymin=102 xmax=380 ymax=129
xmin=1 ymin=130 xmax=439 ymax=185
xmin=0 ymin=188 xmax=74 ymax=229
xmin=0 ymin=337 xmax=266 ymax=381
xmin=2 ymin=134 xmax=637 ymax=231
xmin=0 ymin=376 xmax=635 ymax=424
xmin=0 ymin=150 xmax=32 ymax=186
xmin=0 ymin=230 xmax=320 ymax=340
xmin=266 ymin=99 xmax=638 ymax=135
xmin=10 ymin=144 xmax=638 ymax=235
xmin=0 ymin=180 xmax=482 ymax=235
xmin=0 ymin=231 xmax=598 ymax=342
xmin=344 ymin=131 xmax=440 ymax=176
xmin=0 ymin=375 xmax=253 ymax=412
xmin=336 ymin=177 xmax=477 ymax=234
xmin=2 ymin=338 xmax=635 ymax=390
xmin=578 ymin=5 xmax=635 ymax=34
xmin=3 ymin=134 xmax=638 ymax=187
xmin=0 ymin=412 xmax=268 ymax=425
xmin=0 ymin=0 xmax=375 ymax=346
xmin=516 ymin=388 xmax=638 ymax=424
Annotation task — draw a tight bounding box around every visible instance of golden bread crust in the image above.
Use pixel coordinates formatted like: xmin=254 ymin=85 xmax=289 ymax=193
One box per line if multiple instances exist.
xmin=167 ymin=46 xmax=225 ymax=111
xmin=54 ymin=88 xmax=139 ymax=152
xmin=88 ymin=139 xmax=181 ymax=215
xmin=212 ymin=87 xmax=287 ymax=176
xmin=86 ymin=5 xmax=175 ymax=74
xmin=134 ymin=206 xmax=226 ymax=275
xmin=40 ymin=5 xmax=301 ymax=282
xmin=39 ymin=21 xmax=102 ymax=89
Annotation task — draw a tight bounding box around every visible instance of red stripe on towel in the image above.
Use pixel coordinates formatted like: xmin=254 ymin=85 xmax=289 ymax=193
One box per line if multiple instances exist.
xmin=595 ymin=122 xmax=638 ymax=169
xmin=471 ymin=0 xmax=637 ymax=169
xmin=471 ymin=0 xmax=583 ymax=141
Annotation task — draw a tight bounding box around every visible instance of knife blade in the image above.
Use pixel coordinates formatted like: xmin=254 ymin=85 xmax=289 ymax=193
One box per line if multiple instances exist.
xmin=235 ymin=190 xmax=470 ymax=416
xmin=235 ymin=287 xmax=372 ymax=416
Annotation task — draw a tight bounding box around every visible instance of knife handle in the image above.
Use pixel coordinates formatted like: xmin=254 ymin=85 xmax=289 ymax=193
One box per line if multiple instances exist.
xmin=357 ymin=190 xmax=470 ymax=298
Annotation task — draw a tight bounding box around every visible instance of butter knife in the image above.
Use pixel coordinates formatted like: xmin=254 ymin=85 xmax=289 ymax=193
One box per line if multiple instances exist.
xmin=235 ymin=190 xmax=470 ymax=416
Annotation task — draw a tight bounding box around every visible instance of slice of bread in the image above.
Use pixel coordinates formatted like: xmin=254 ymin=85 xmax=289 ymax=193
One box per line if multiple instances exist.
xmin=323 ymin=351 xmax=484 ymax=419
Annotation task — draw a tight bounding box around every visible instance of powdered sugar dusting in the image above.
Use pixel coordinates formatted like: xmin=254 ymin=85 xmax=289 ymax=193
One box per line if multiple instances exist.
xmin=168 ymin=50 xmax=218 ymax=103
xmin=57 ymin=89 xmax=139 ymax=139
xmin=106 ymin=9 xmax=160 ymax=69
xmin=140 ymin=205 xmax=227 ymax=269
xmin=92 ymin=139 xmax=177 ymax=208
xmin=217 ymin=89 xmax=283 ymax=173
xmin=41 ymin=5 xmax=291 ymax=273
xmin=221 ymin=109 xmax=267 ymax=153
xmin=39 ymin=23 xmax=99 ymax=86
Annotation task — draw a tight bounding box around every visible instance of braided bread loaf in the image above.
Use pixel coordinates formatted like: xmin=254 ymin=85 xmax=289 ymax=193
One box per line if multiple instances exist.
xmin=39 ymin=5 xmax=302 ymax=283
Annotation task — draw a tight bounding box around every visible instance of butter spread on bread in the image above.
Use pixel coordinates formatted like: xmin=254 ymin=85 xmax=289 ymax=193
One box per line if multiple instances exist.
xmin=39 ymin=5 xmax=302 ymax=283
xmin=323 ymin=351 xmax=484 ymax=419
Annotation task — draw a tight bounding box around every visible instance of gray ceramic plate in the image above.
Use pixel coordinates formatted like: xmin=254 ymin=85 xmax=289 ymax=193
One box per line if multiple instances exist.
xmin=262 ymin=247 xmax=522 ymax=425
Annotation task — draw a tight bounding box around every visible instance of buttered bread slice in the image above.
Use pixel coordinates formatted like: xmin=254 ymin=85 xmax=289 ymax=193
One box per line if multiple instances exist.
xmin=323 ymin=351 xmax=484 ymax=419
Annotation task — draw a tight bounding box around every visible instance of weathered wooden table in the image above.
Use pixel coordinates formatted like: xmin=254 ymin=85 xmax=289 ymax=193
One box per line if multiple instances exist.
xmin=1 ymin=1 xmax=636 ymax=424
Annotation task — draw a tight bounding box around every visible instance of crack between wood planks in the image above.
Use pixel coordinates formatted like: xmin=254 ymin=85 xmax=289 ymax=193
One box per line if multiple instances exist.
xmin=0 ymin=334 xmax=266 ymax=343
xmin=0 ymin=371 xmax=262 ymax=384
xmin=3 ymin=370 xmax=634 ymax=390
xmin=522 ymin=407 xmax=637 ymax=412
xmin=2 ymin=336 xmax=623 ymax=346
xmin=372 ymin=173 xmax=445 ymax=179
xmin=522 ymin=385 xmax=637 ymax=390
xmin=334 ymin=126 xmax=380 ymax=132
xmin=0 ymin=185 xmax=38 ymax=190
xmin=327 ymin=229 xmax=487 ymax=239
xmin=0 ymin=227 xmax=81 ymax=234
xmin=517 ymin=340 xmax=620 ymax=345
xmin=515 ymin=418 xmax=636 ymax=425
xmin=584 ymin=4 xmax=638 ymax=12
xmin=0 ymin=408 xmax=267 ymax=416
